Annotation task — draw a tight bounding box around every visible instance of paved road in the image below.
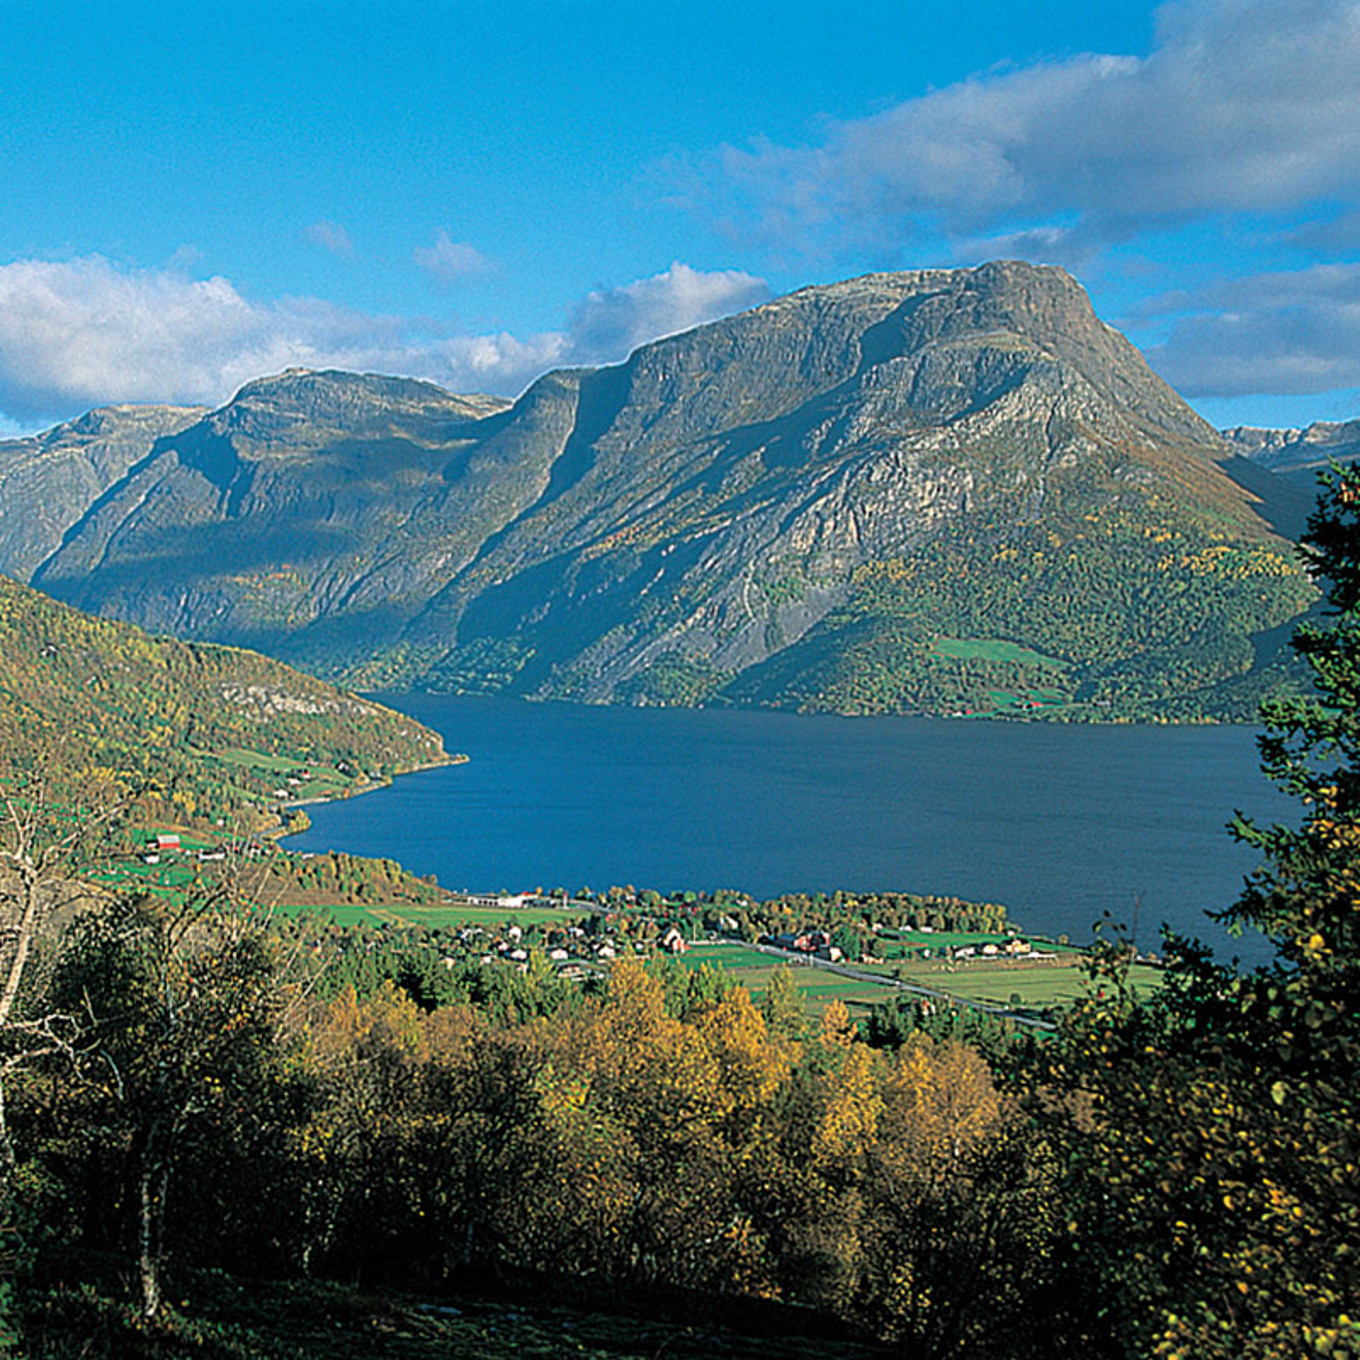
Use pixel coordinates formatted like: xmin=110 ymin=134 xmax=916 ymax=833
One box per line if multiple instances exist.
xmin=747 ymin=941 xmax=1057 ymax=1032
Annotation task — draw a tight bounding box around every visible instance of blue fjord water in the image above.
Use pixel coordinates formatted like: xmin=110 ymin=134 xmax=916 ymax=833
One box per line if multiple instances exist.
xmin=292 ymin=695 xmax=1289 ymax=962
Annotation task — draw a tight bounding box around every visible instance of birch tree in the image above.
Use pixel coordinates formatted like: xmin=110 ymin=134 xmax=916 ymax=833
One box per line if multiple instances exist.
xmin=0 ymin=760 xmax=121 ymax=1182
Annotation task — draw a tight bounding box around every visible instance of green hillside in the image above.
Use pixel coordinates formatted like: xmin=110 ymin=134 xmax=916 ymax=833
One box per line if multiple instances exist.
xmin=0 ymin=574 xmax=446 ymax=827
xmin=727 ymin=474 xmax=1315 ymax=718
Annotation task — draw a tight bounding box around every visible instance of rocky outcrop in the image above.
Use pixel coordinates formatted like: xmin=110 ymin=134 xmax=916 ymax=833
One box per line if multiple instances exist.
xmin=218 ymin=681 xmax=384 ymax=718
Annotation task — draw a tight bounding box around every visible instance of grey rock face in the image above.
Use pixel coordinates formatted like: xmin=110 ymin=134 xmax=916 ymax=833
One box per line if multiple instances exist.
xmin=218 ymin=681 xmax=384 ymax=718
xmin=0 ymin=404 xmax=208 ymax=579
xmin=1 ymin=265 xmax=1309 ymax=712
xmin=1223 ymin=419 xmax=1360 ymax=477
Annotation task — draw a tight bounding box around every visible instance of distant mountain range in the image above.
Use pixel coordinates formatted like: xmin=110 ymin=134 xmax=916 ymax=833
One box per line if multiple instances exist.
xmin=1223 ymin=419 xmax=1360 ymax=480
xmin=0 ymin=262 xmax=1324 ymax=718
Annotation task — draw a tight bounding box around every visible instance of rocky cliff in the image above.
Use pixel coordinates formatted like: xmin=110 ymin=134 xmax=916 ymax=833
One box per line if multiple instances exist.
xmin=0 ymin=403 xmax=208 ymax=579
xmin=1 ymin=263 xmax=1316 ymax=718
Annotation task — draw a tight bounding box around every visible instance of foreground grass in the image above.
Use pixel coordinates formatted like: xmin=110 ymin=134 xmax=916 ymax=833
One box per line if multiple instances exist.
xmin=23 ymin=1273 xmax=890 ymax=1360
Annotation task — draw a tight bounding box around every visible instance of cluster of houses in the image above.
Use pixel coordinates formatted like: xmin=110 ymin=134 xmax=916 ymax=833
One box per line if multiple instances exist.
xmin=459 ymin=892 xmax=536 ymax=910
xmin=451 ymin=919 xmax=630 ymax=978
xmin=947 ymin=938 xmax=1059 ymax=962
xmin=764 ymin=930 xmax=845 ymax=963
xmin=138 ymin=832 xmax=252 ymax=867
xmin=437 ymin=908 xmax=696 ymax=980
xmin=761 ymin=926 xmax=1063 ymax=967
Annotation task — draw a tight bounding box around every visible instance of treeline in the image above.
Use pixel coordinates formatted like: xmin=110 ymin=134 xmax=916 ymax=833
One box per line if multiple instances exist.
xmin=246 ymin=850 xmax=447 ymax=908
xmin=738 ymin=889 xmax=1010 ymax=937
xmin=300 ymin=915 xmax=576 ymax=1017
xmin=558 ymin=884 xmax=1010 ymax=942
xmin=16 ymin=910 xmax=1065 ymax=1357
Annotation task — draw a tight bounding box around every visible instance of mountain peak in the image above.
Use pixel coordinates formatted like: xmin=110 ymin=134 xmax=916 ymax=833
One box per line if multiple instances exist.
xmin=36 ymin=402 xmax=210 ymax=446
xmin=3 ymin=263 xmax=1315 ymax=719
xmin=205 ymin=368 xmax=512 ymax=457
xmin=225 ymin=368 xmax=509 ymax=425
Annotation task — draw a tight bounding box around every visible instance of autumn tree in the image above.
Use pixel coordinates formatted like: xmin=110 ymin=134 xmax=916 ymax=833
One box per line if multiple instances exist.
xmin=52 ymin=885 xmax=293 ymax=1320
xmin=0 ymin=757 xmax=126 ymax=1184
xmin=1056 ymin=465 xmax=1360 ymax=1359
xmin=760 ymin=964 xmax=804 ymax=1040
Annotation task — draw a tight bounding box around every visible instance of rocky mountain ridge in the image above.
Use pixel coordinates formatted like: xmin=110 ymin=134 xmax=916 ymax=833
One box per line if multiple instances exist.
xmin=1223 ymin=419 xmax=1360 ymax=478
xmin=0 ymin=403 xmax=209 ymax=579
xmin=0 ymin=262 xmax=1318 ymax=718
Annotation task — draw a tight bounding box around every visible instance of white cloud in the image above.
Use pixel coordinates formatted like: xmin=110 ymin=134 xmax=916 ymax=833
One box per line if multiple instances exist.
xmin=413 ymin=230 xmax=490 ymax=283
xmin=0 ymin=257 xmax=341 ymax=422
xmin=167 ymin=244 xmax=204 ymax=270
xmin=689 ymin=0 xmax=1360 ymax=258
xmin=0 ymin=255 xmax=767 ymax=429
xmin=303 ymin=220 xmax=355 ymax=258
xmin=1146 ymin=264 xmax=1360 ymax=396
xmin=564 ymin=262 xmax=770 ymax=365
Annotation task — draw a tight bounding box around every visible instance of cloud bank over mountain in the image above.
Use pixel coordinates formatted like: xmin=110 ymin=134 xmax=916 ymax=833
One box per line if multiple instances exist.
xmin=3 ymin=1 xmax=1357 ymax=427
xmin=0 ymin=256 xmax=768 ymax=430
xmin=677 ymin=0 xmax=1360 ymax=405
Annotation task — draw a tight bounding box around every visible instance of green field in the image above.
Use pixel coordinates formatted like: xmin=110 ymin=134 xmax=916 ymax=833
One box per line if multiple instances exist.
xmin=678 ymin=945 xmax=900 ymax=1014
xmin=875 ymin=928 xmax=1067 ymax=953
xmin=882 ymin=956 xmax=1163 ymax=1008
xmin=275 ymin=901 xmax=587 ymax=930
xmin=743 ymin=965 xmax=899 ymax=1014
xmin=929 ymin=637 xmax=1065 ymax=668
xmin=890 ymin=962 xmax=1089 ymax=1009
xmin=784 ymin=973 xmax=899 ymax=1011
xmin=95 ymin=853 xmax=206 ymax=901
xmin=676 ymin=937 xmax=1158 ymax=1016
xmin=679 ymin=942 xmax=778 ymax=969
xmin=206 ymin=746 xmax=358 ymax=798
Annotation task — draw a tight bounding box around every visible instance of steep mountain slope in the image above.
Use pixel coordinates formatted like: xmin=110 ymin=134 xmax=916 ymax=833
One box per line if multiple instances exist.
xmin=24 ymin=370 xmax=513 ymax=666
xmin=0 ymin=573 xmax=447 ymax=828
xmin=0 ymin=403 xmax=208 ymax=579
xmin=7 ymin=263 xmax=1316 ymax=717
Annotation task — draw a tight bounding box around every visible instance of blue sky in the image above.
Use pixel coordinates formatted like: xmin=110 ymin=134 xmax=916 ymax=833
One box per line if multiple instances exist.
xmin=1 ymin=0 xmax=1358 ymax=434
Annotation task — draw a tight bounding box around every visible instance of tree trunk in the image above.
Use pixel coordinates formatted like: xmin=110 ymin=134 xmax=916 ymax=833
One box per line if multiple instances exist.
xmin=0 ymin=866 xmax=40 ymax=1031
xmin=138 ymin=1137 xmax=171 ymax=1321
xmin=0 ymin=1079 xmax=13 ymax=1196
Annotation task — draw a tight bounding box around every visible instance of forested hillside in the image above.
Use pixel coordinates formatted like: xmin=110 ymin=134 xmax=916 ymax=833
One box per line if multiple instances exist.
xmin=0 ymin=573 xmax=446 ymax=828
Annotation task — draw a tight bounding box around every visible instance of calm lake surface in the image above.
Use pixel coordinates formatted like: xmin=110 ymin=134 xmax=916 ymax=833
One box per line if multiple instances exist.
xmin=294 ymin=695 xmax=1290 ymax=962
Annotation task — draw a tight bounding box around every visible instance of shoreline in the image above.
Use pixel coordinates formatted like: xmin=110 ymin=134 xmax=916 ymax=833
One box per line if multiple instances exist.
xmin=274 ymin=752 xmax=468 ymax=831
